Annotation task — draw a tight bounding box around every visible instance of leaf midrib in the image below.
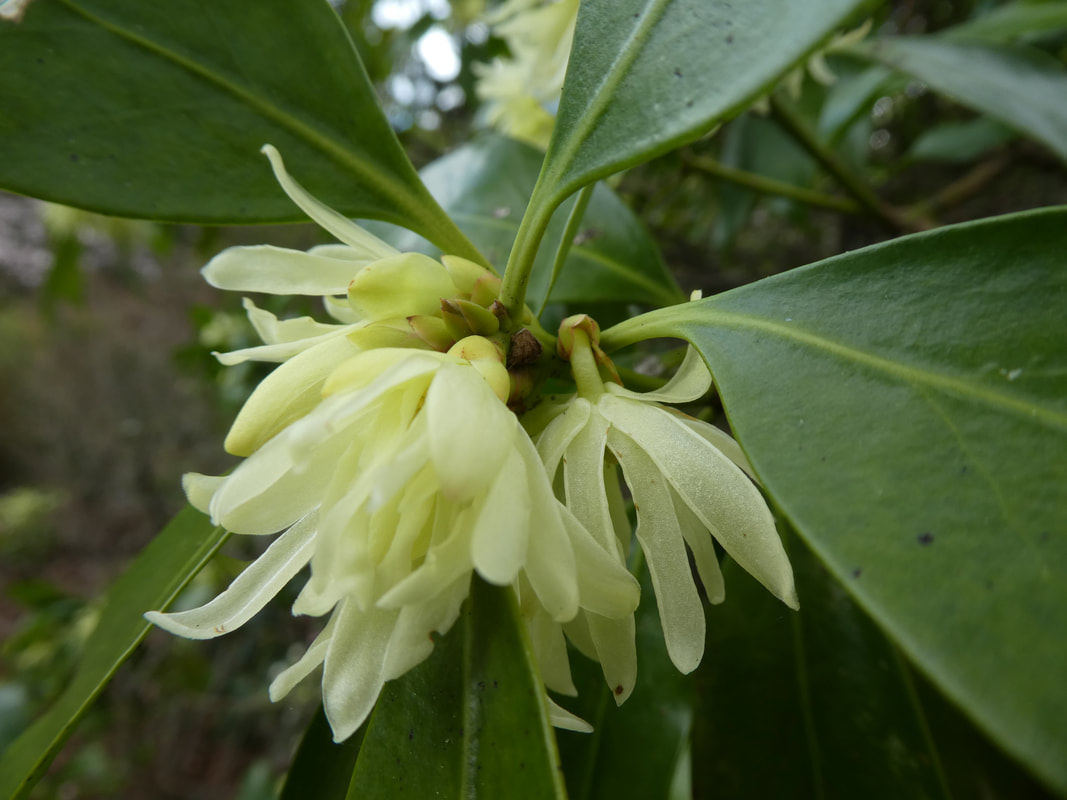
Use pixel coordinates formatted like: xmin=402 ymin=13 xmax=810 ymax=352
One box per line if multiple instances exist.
xmin=59 ymin=0 xmax=415 ymax=214
xmin=687 ymin=310 xmax=1067 ymax=428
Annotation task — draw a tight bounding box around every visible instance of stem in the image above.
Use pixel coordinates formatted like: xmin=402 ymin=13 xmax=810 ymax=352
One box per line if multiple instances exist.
xmin=499 ymin=192 xmax=556 ymax=329
xmin=537 ymin=184 xmax=596 ymax=316
xmin=686 ymin=154 xmax=862 ymax=214
xmin=600 ymin=307 xmax=678 ymax=352
xmin=768 ymin=93 xmax=920 ymax=233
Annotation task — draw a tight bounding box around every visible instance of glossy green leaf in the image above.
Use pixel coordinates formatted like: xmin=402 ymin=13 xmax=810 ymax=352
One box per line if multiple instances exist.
xmin=601 ymin=206 xmax=1067 ymax=794
xmin=556 ymin=557 xmax=694 ymax=800
xmin=368 ymin=135 xmax=684 ymax=309
xmin=279 ymin=709 xmax=363 ymax=800
xmin=534 ymin=0 xmax=872 ymax=210
xmin=0 ymin=506 xmax=229 ymax=800
xmin=852 ymin=36 xmax=1067 ymax=164
xmin=948 ymin=1 xmax=1067 ymax=43
xmin=0 ymin=0 xmax=480 ymax=261
xmin=345 ymin=577 xmax=566 ymax=799
xmin=694 ymin=531 xmax=950 ymax=799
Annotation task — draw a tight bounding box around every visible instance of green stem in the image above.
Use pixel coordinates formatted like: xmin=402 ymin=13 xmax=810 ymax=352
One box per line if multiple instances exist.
xmin=537 ymin=184 xmax=596 ymax=316
xmin=499 ymin=192 xmax=556 ymax=329
xmin=768 ymin=93 xmax=916 ymax=233
xmin=600 ymin=306 xmax=678 ymax=352
xmin=686 ymin=155 xmax=862 ymax=214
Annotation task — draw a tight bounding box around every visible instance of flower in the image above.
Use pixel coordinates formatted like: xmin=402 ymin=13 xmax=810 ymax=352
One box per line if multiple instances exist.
xmin=474 ymin=0 xmax=579 ymax=149
xmin=146 ymin=148 xmax=639 ymax=740
xmin=532 ymin=316 xmax=797 ymax=701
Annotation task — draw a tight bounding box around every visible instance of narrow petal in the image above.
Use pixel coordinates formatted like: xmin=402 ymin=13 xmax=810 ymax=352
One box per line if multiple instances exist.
xmin=321 ymin=601 xmax=398 ymax=742
xmin=671 ymin=485 xmax=725 ymax=604
xmin=202 ymin=245 xmax=368 ymax=296
xmin=242 ymin=297 xmax=348 ymax=346
xmin=563 ymin=410 xmax=621 ymax=558
xmin=224 ymin=333 xmax=364 ymax=457
xmin=376 ymin=512 xmax=475 ymax=610
xmin=268 ymin=613 xmax=337 ymax=701
xmin=260 ymin=145 xmax=398 ymax=259
xmin=606 ymin=346 xmax=711 ymax=404
xmin=608 ymin=428 xmax=705 ymax=674
xmin=534 ymin=397 xmax=590 ymax=479
xmin=604 ymin=461 xmax=632 ymax=557
xmin=182 ymin=473 xmax=225 ymax=514
xmin=599 ymin=395 xmax=797 ymax=610
xmin=547 ymin=698 xmax=593 ymax=733
xmin=381 ymin=575 xmax=469 ymax=681
xmin=586 ymin=612 xmax=637 ymax=705
xmin=144 ymin=512 xmax=318 ymax=639
xmin=470 ymin=447 xmax=530 ymax=585
xmin=679 ymin=416 xmax=757 ymax=481
xmin=524 ymin=602 xmax=576 ymax=696
xmin=427 ymin=364 xmax=514 ymax=501
xmin=563 ymin=507 xmax=640 ymax=620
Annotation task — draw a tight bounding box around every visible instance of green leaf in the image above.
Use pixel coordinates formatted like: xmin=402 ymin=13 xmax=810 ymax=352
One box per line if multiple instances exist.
xmin=279 ymin=708 xmax=363 ymax=800
xmin=947 ymin=1 xmax=1067 ymax=43
xmin=345 ymin=577 xmax=566 ymax=799
xmin=852 ymin=36 xmax=1067 ymax=165
xmin=601 ymin=207 xmax=1067 ymax=794
xmin=694 ymin=531 xmax=950 ymax=799
xmin=367 ymin=135 xmax=684 ymax=309
xmin=905 ymin=117 xmax=1016 ymax=165
xmin=536 ymin=0 xmax=872 ymax=208
xmin=556 ymin=557 xmax=694 ymax=800
xmin=0 ymin=506 xmax=229 ymax=800
xmin=0 ymin=0 xmax=480 ymax=261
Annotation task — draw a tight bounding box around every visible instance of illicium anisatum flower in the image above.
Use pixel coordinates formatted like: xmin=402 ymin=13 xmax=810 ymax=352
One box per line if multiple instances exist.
xmin=146 ymin=147 xmax=638 ymax=740
xmin=533 ymin=315 xmax=798 ymax=701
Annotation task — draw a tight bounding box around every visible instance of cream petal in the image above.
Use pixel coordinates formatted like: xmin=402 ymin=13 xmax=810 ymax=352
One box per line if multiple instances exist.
xmin=671 ymin=485 xmax=725 ymax=604
xmin=562 ymin=507 xmax=640 ymax=620
xmin=376 ymin=512 xmax=475 ymax=610
xmin=242 ymin=297 xmax=348 ymax=346
xmin=347 ymin=253 xmax=458 ymax=320
xmin=562 ymin=614 xmax=597 ymax=662
xmin=520 ymin=433 xmax=579 ymax=622
xmin=586 ymin=612 xmax=637 ymax=705
xmin=381 ymin=575 xmax=468 ymax=681
xmin=202 ymin=245 xmax=368 ymax=296
xmin=547 ymin=698 xmax=593 ymax=733
xmin=599 ymin=395 xmax=797 ymax=610
xmin=563 ymin=410 xmax=621 ymax=558
xmin=260 ymin=145 xmax=398 ymax=260
xmin=224 ymin=333 xmax=364 ymax=457
xmin=679 ymin=417 xmax=757 ymax=481
xmin=471 ymin=447 xmax=530 ymax=585
xmin=524 ymin=604 xmax=576 ymax=696
xmin=534 ymin=397 xmax=590 ymax=479
xmin=321 ymin=601 xmax=399 ymax=742
xmin=608 ymin=428 xmax=705 ymax=674
xmin=426 ymin=364 xmax=515 ymax=501
xmin=182 ymin=473 xmax=225 ymax=514
xmin=604 ymin=461 xmax=633 ymax=557
xmin=144 ymin=512 xmax=318 ymax=640
xmin=606 ymin=345 xmax=711 ymax=405
xmin=268 ymin=613 xmax=337 ymax=702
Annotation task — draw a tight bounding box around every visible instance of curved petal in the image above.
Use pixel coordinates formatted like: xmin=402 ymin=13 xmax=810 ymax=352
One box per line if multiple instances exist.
xmin=202 ymin=244 xmax=368 ymax=296
xmin=224 ymin=333 xmax=365 ymax=457
xmin=143 ymin=512 xmax=318 ymax=639
xmin=523 ymin=599 xmax=577 ymax=696
xmin=599 ymin=395 xmax=797 ymax=610
xmin=268 ymin=613 xmax=337 ymax=702
xmin=547 ymin=698 xmax=593 ymax=733
xmin=563 ymin=507 xmax=640 ymax=620
xmin=679 ymin=416 xmax=757 ymax=481
xmin=587 ymin=612 xmax=637 ymax=705
xmin=606 ymin=346 xmax=711 ymax=404
xmin=534 ymin=397 xmax=590 ymax=480
xmin=381 ymin=575 xmax=469 ymax=681
xmin=261 ymin=145 xmax=398 ymax=260
xmin=427 ymin=364 xmax=515 ymax=501
xmin=242 ymin=297 xmax=348 ymax=346
xmin=608 ymin=428 xmax=705 ymax=674
xmin=563 ymin=409 xmax=621 ymax=558
xmin=471 ymin=446 xmax=530 ymax=585
xmin=671 ymin=485 xmax=725 ymax=605
xmin=182 ymin=472 xmax=225 ymax=514
xmin=321 ymin=601 xmax=400 ymax=742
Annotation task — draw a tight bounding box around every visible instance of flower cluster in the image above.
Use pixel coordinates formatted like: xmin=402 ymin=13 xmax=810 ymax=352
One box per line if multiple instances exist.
xmin=146 ymin=146 xmax=638 ymax=739
xmin=147 ymin=145 xmax=796 ymax=743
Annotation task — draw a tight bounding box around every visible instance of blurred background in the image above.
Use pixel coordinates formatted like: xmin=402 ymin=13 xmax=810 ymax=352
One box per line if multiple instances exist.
xmin=1 ymin=0 xmax=1066 ymax=797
